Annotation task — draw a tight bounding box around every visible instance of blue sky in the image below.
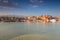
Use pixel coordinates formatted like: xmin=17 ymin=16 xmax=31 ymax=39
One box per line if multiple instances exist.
xmin=0 ymin=0 xmax=60 ymax=16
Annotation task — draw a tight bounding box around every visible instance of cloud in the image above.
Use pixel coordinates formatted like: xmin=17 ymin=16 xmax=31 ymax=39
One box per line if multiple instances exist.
xmin=30 ymin=0 xmax=43 ymax=3
xmin=32 ymin=5 xmax=39 ymax=8
xmin=29 ymin=4 xmax=39 ymax=8
xmin=30 ymin=0 xmax=34 ymax=3
xmin=0 ymin=0 xmax=18 ymax=8
xmin=39 ymin=0 xmax=43 ymax=3
xmin=0 ymin=0 xmax=1 ymax=1
xmin=3 ymin=0 xmax=8 ymax=3
xmin=0 ymin=4 xmax=17 ymax=8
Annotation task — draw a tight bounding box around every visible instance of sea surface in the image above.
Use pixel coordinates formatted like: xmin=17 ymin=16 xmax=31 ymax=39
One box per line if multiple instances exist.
xmin=0 ymin=22 xmax=60 ymax=40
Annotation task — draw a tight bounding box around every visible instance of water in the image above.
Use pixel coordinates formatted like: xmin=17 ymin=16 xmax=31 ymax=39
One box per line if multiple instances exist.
xmin=0 ymin=22 xmax=60 ymax=40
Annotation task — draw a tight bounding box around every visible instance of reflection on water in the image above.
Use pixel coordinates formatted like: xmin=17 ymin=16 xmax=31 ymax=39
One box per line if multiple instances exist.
xmin=0 ymin=22 xmax=60 ymax=40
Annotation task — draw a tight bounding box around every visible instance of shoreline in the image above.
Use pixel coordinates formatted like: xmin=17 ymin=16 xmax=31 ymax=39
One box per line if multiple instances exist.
xmin=9 ymin=34 xmax=49 ymax=40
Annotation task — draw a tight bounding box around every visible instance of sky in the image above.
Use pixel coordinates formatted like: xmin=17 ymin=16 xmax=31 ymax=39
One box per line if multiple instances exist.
xmin=0 ymin=0 xmax=60 ymax=16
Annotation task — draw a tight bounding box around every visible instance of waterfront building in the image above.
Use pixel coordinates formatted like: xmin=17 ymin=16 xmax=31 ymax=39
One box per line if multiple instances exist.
xmin=50 ymin=19 xmax=56 ymax=23
xmin=27 ymin=16 xmax=36 ymax=22
xmin=38 ymin=15 xmax=52 ymax=23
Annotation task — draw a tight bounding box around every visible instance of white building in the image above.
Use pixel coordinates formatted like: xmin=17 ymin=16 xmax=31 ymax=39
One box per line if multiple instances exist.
xmin=50 ymin=19 xmax=56 ymax=23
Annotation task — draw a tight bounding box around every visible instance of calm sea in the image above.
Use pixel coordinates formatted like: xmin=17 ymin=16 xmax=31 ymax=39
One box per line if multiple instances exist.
xmin=0 ymin=22 xmax=60 ymax=40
